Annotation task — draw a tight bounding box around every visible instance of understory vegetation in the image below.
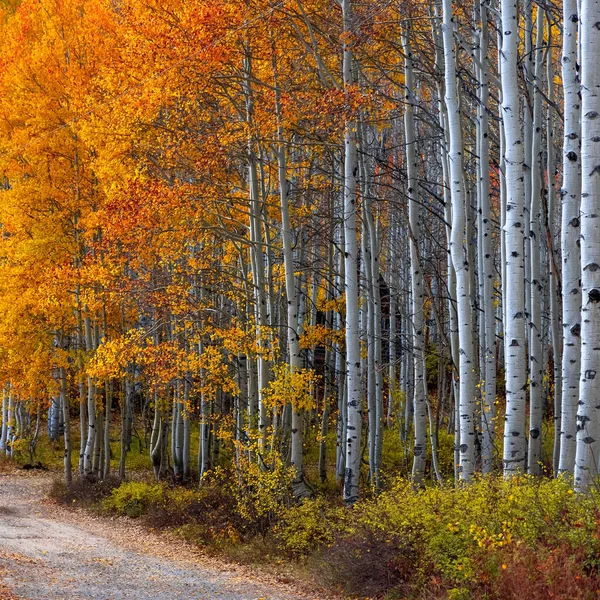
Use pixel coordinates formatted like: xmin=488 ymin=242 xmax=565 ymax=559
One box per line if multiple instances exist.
xmin=51 ymin=470 xmax=600 ymax=599
xmin=36 ymin=428 xmax=600 ymax=600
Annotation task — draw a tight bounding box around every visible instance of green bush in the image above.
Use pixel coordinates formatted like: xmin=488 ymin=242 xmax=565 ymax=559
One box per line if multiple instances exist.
xmin=274 ymin=497 xmax=342 ymax=557
xmin=97 ymin=469 xmax=600 ymax=599
xmin=103 ymin=481 xmax=167 ymax=517
xmin=306 ymin=475 xmax=600 ymax=598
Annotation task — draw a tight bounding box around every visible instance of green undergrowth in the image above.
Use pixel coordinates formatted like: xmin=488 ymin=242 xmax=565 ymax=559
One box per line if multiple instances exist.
xmin=52 ymin=469 xmax=600 ymax=599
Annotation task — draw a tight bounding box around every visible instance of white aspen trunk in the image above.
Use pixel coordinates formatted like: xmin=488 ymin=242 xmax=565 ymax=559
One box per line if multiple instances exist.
xmin=399 ymin=226 xmax=414 ymax=445
xmin=477 ymin=1 xmax=497 ymax=474
xmin=171 ymin=385 xmax=183 ymax=478
xmin=357 ymin=129 xmax=382 ymax=486
xmin=60 ymin=367 xmax=72 ymax=486
xmin=83 ymin=313 xmax=97 ymax=477
xmin=367 ymin=191 xmax=383 ymax=487
xmin=272 ymin=47 xmax=306 ymax=493
xmin=182 ymin=376 xmax=191 ymax=479
xmin=388 ymin=220 xmax=398 ymax=426
xmin=93 ymin=404 xmax=104 ymax=477
xmin=501 ymin=0 xmax=527 ymax=475
xmin=103 ymin=381 xmax=112 ymax=480
xmin=0 ymin=392 xmax=7 ymax=452
xmin=149 ymin=394 xmax=161 ymax=479
xmin=342 ymin=0 xmax=363 ymax=504
xmin=527 ymin=8 xmax=546 ymax=475
xmin=6 ymin=393 xmax=14 ymax=456
xmin=546 ymin=21 xmax=563 ymax=474
xmin=432 ymin=3 xmax=460 ymax=478
xmin=574 ymin=0 xmax=600 ymax=491
xmin=48 ymin=396 xmax=60 ymax=442
xmin=360 ymin=180 xmax=375 ymax=482
xmin=402 ymin=26 xmax=427 ymax=485
xmin=319 ymin=213 xmax=336 ymax=482
xmin=559 ymin=0 xmax=582 ymax=475
xmin=75 ymin=296 xmax=87 ymax=475
xmin=199 ymin=342 xmax=210 ymax=478
xmin=119 ymin=376 xmax=132 ymax=480
xmin=243 ymin=50 xmax=269 ymax=455
xmin=442 ymin=0 xmax=476 ymax=480
xmin=523 ymin=0 xmax=534 ymax=338
xmin=497 ymin=21 xmax=508 ymax=364
xmin=335 ymin=206 xmax=347 ymax=482
xmin=248 ymin=152 xmax=269 ymax=451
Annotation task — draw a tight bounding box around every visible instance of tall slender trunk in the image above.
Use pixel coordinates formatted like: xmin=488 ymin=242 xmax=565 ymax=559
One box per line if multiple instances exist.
xmin=83 ymin=312 xmax=97 ymax=477
xmin=61 ymin=367 xmax=72 ymax=486
xmin=272 ymin=43 xmax=306 ymax=493
xmin=477 ymin=1 xmax=496 ymax=474
xmin=545 ymin=19 xmax=562 ymax=475
xmin=402 ymin=26 xmax=427 ymax=485
xmin=501 ymin=0 xmax=527 ymax=475
xmin=0 ymin=392 xmax=7 ymax=452
xmin=442 ymin=0 xmax=476 ymax=480
xmin=527 ymin=8 xmax=546 ymax=475
xmin=342 ymin=0 xmax=362 ymax=504
xmin=558 ymin=0 xmax=582 ymax=475
xmin=574 ymin=0 xmax=600 ymax=491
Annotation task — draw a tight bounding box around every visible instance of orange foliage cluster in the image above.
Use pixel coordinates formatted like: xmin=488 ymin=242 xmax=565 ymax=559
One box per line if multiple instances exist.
xmin=0 ymin=0 xmax=405 ymax=411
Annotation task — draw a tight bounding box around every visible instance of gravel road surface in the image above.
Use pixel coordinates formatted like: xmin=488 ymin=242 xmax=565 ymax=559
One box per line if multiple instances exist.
xmin=0 ymin=472 xmax=312 ymax=600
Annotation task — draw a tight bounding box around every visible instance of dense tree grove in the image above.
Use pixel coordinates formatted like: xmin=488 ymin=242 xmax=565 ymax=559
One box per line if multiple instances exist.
xmin=0 ymin=0 xmax=598 ymax=500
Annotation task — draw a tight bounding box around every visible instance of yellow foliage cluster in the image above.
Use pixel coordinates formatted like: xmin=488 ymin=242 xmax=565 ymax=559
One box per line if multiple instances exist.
xmin=262 ymin=364 xmax=320 ymax=410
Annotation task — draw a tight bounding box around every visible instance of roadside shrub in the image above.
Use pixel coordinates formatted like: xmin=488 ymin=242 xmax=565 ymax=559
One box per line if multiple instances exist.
xmin=317 ymin=475 xmax=600 ymax=598
xmin=473 ymin=542 xmax=600 ymax=599
xmin=213 ymin=446 xmax=295 ymax=537
xmin=103 ymin=481 xmax=166 ymax=517
xmin=146 ymin=479 xmax=242 ymax=545
xmin=312 ymin=526 xmax=423 ymax=598
xmin=75 ymin=467 xmax=600 ymax=599
xmin=274 ymin=497 xmax=341 ymax=557
xmin=51 ymin=475 xmax=120 ymax=507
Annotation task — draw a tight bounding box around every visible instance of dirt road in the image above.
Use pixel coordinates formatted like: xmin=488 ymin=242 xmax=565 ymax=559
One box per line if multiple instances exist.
xmin=0 ymin=472 xmax=310 ymax=600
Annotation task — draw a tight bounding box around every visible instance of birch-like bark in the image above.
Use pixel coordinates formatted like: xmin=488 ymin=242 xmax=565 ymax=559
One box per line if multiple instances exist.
xmin=402 ymin=26 xmax=427 ymax=484
xmin=477 ymin=1 xmax=496 ymax=473
xmin=432 ymin=6 xmax=460 ymax=478
xmin=0 ymin=392 xmax=7 ymax=452
xmin=574 ymin=0 xmax=600 ymax=491
xmin=357 ymin=122 xmax=383 ymax=487
xmin=527 ymin=7 xmax=546 ymax=475
xmin=272 ymin=45 xmax=306 ymax=493
xmin=243 ymin=50 xmax=269 ymax=455
xmin=83 ymin=312 xmax=97 ymax=477
xmin=6 ymin=394 xmax=14 ymax=457
xmin=546 ymin=21 xmax=562 ymax=474
xmin=103 ymin=380 xmax=113 ymax=480
xmin=342 ymin=0 xmax=363 ymax=503
xmin=442 ymin=0 xmax=476 ymax=480
xmin=182 ymin=375 xmax=191 ymax=479
xmin=335 ymin=207 xmax=347 ymax=483
xmin=119 ymin=376 xmax=132 ymax=480
xmin=559 ymin=0 xmax=582 ymax=475
xmin=60 ymin=367 xmax=71 ymax=486
xmin=501 ymin=0 xmax=527 ymax=475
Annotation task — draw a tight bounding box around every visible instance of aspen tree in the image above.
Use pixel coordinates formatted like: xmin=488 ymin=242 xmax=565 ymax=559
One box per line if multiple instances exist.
xmin=442 ymin=0 xmax=476 ymax=479
xmin=559 ymin=0 xmax=582 ymax=475
xmin=476 ymin=0 xmax=496 ymax=474
xmin=501 ymin=0 xmax=528 ymax=475
xmin=342 ymin=0 xmax=363 ymax=503
xmin=574 ymin=0 xmax=600 ymax=491
xmin=272 ymin=39 xmax=308 ymax=494
xmin=402 ymin=25 xmax=427 ymax=485
xmin=527 ymin=7 xmax=546 ymax=475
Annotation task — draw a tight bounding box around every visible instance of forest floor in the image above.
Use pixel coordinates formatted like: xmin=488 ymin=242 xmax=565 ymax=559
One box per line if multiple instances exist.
xmin=0 ymin=468 xmax=317 ymax=600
